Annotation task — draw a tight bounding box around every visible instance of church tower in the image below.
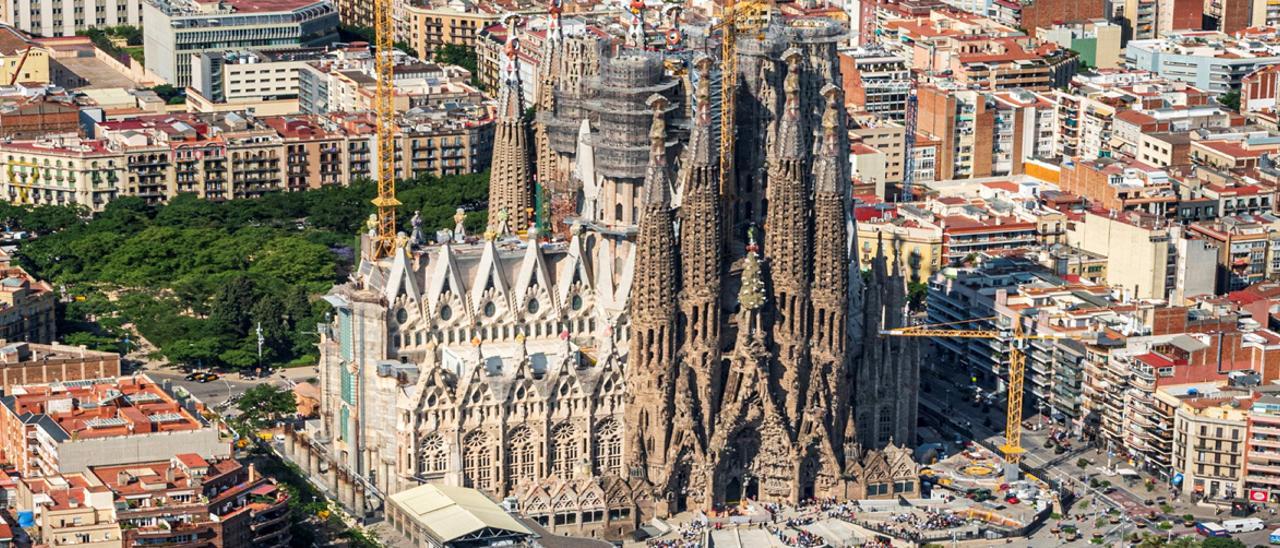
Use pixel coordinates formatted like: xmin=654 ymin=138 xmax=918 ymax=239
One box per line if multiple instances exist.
xmin=677 ymin=55 xmax=724 ymax=447
xmin=809 ymin=84 xmax=852 ymax=454
xmin=763 ymin=48 xmax=813 ymax=431
xmin=624 ymin=94 xmax=680 ymax=488
xmin=487 ymin=17 xmax=535 ymax=234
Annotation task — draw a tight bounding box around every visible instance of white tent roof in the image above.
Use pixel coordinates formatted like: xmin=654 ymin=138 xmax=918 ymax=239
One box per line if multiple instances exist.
xmin=388 ymin=483 xmax=532 ymax=543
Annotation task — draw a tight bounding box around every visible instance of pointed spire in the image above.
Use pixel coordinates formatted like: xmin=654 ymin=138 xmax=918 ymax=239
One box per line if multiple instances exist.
xmin=776 ymin=48 xmax=804 ymax=160
xmin=626 ymin=0 xmax=646 ymax=48
xmin=487 ymin=13 xmax=535 ymax=235
xmin=815 ymin=84 xmax=843 ymax=196
xmin=689 ymin=55 xmax=715 ymax=166
xmin=642 ymin=94 xmax=670 ymax=207
xmin=546 ymin=0 xmax=563 ymax=44
xmin=499 ymin=14 xmax=524 ymax=120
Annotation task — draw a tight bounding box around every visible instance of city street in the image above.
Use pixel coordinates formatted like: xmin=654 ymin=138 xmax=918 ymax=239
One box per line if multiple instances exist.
xmin=920 ymin=361 xmax=1280 ymax=546
xmin=139 ymin=363 xmax=318 ymax=409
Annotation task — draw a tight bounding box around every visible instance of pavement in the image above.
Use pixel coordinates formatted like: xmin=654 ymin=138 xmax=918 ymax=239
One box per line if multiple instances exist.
xmin=921 ymin=365 xmax=1280 ymax=546
xmin=130 ymin=359 xmax=319 ymax=410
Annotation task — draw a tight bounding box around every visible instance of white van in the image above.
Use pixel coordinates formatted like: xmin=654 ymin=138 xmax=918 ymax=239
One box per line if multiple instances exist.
xmin=1224 ymin=517 xmax=1265 ymax=533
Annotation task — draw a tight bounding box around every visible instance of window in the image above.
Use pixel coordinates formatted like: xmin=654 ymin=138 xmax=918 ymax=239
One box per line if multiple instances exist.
xmin=551 ymin=422 xmax=578 ymax=479
xmin=595 ymin=418 xmax=622 ymax=476
xmin=418 ymin=434 xmax=447 ymax=475
xmin=463 ymin=430 xmax=492 ymax=491
xmin=506 ymin=426 xmax=537 ymax=488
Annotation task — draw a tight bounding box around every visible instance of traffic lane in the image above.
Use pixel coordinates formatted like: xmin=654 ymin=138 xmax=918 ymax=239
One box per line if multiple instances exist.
xmin=146 ymin=370 xmax=255 ymax=406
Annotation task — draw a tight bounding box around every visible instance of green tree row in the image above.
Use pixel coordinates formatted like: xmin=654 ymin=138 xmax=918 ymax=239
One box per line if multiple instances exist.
xmin=8 ymin=171 xmax=488 ymax=370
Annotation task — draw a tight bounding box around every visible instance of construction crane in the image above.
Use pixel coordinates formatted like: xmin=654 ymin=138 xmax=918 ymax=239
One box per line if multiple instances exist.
xmin=716 ymin=0 xmax=771 ymax=201
xmin=369 ymin=0 xmax=400 ymax=260
xmin=900 ymin=81 xmax=917 ymax=202
xmin=880 ymin=317 xmax=1089 ymax=470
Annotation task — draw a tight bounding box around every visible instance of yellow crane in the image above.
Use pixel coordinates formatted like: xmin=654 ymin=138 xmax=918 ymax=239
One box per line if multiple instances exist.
xmin=880 ymin=317 xmax=1089 ymax=468
xmin=370 ymin=0 xmax=400 ymax=260
xmin=716 ymin=0 xmax=771 ymax=200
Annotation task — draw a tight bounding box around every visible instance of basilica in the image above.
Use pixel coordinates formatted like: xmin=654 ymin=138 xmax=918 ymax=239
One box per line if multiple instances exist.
xmin=294 ymin=6 xmax=923 ymax=540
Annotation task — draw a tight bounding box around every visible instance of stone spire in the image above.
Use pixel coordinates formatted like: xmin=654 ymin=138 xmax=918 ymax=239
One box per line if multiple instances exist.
xmin=532 ymin=0 xmax=562 ymax=234
xmin=809 ymin=83 xmax=851 ymax=454
xmin=625 ymin=94 xmax=680 ymax=483
xmin=487 ymin=14 xmax=534 ymax=235
xmin=763 ymin=48 xmax=813 ymax=430
xmin=626 ymin=0 xmax=646 ymax=48
xmin=678 ymin=54 xmax=723 ymax=446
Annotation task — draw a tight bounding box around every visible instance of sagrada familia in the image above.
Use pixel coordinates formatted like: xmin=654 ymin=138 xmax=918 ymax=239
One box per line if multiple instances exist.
xmin=291 ymin=4 xmax=923 ymax=540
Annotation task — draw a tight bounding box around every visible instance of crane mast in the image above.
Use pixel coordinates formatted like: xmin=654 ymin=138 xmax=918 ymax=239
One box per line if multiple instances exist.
xmin=881 ymin=318 xmax=1090 ymax=470
xmin=370 ymin=0 xmax=400 ymax=260
xmin=720 ymin=0 xmax=738 ymax=200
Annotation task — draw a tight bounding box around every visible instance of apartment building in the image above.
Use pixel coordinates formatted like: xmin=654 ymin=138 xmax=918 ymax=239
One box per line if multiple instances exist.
xmin=141 ymin=0 xmax=339 ymax=87
xmin=1058 ymin=157 xmax=1177 ymax=214
xmin=190 ymin=47 xmax=330 ymax=107
xmin=403 ymin=0 xmax=501 ymax=57
xmin=1245 ymin=395 xmax=1280 ymax=502
xmin=839 ymin=47 xmax=911 ymax=121
xmin=881 ymin=11 xmax=1074 ymax=91
xmin=1172 ymin=393 xmax=1249 ymax=500
xmin=1126 ymin=31 xmax=1280 ymax=93
xmin=854 ymin=202 xmax=944 ymax=283
xmin=0 ymin=342 xmax=119 ymax=392
xmin=295 ymin=43 xmax=481 ymax=115
xmin=917 ymin=86 xmax=992 ymax=181
xmin=1066 ymin=209 xmax=1213 ymax=301
xmin=0 ymin=138 xmax=125 ymax=210
xmin=92 ymin=455 xmax=291 ymax=547
xmin=849 ymin=114 xmax=905 ymax=187
xmin=1188 ymin=214 xmax=1280 ymax=293
xmin=1037 ymin=20 xmax=1123 ymax=70
xmin=16 ymin=472 xmax=120 ymax=547
xmin=0 ymin=263 xmax=54 ymax=344
xmin=0 ymin=376 xmax=225 ymax=476
xmin=0 ymin=108 xmax=494 ymax=208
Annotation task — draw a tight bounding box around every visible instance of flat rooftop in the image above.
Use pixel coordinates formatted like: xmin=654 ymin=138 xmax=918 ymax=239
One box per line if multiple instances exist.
xmin=2 ymin=376 xmax=205 ymax=441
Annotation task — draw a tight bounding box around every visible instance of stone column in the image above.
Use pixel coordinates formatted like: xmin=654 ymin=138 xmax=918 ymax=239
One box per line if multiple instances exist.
xmin=306 ymin=444 xmax=319 ymax=479
xmin=285 ymin=431 xmax=298 ymax=462
xmin=339 ymin=474 xmax=355 ymax=510
xmin=327 ymin=461 xmax=339 ymax=497
xmin=354 ymin=485 xmax=367 ymax=519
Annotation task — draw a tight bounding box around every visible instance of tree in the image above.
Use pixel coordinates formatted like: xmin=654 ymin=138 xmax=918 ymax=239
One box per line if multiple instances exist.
xmin=907 ymin=281 xmax=928 ymax=311
xmin=1201 ymin=538 xmax=1245 ymax=548
xmin=1219 ymin=89 xmax=1241 ymax=112
xmin=433 ymin=44 xmax=479 ymax=85
xmin=210 ymin=274 xmax=257 ymax=337
xmin=236 ymin=384 xmax=297 ymax=430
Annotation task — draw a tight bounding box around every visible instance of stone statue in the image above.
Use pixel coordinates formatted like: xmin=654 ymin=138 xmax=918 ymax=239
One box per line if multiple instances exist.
xmin=453 ymin=208 xmax=467 ymax=242
xmin=409 ymin=210 xmax=425 ymax=246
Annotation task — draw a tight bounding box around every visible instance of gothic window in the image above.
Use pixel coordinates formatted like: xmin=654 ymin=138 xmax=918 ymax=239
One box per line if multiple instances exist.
xmin=463 ymin=430 xmax=493 ymax=491
xmin=527 ymin=299 xmax=539 ymax=314
xmin=440 ymin=305 xmax=453 ymax=321
xmin=550 ymin=422 xmax=578 ymax=479
xmin=418 ymin=434 xmax=447 ymax=475
xmin=878 ymin=408 xmax=893 ymax=444
xmin=594 ymin=418 xmax=622 ymax=476
xmin=506 ymin=426 xmax=537 ymax=488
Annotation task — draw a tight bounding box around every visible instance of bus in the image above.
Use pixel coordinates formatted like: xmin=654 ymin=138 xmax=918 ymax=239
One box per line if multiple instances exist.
xmin=1196 ymin=522 xmax=1229 ymax=538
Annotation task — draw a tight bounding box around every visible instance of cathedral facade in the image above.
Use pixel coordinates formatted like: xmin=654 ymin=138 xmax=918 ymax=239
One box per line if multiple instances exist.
xmin=302 ymin=8 xmax=922 ymax=541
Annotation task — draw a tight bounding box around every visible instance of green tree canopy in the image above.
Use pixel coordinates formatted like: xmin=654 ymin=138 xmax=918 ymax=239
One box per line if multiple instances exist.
xmin=236 ymin=384 xmax=298 ymax=430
